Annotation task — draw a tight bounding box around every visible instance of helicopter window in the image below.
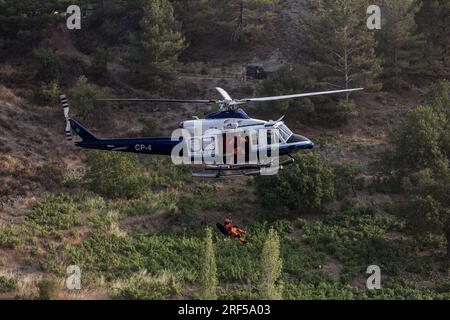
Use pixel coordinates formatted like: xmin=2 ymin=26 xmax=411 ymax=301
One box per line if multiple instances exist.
xmin=203 ymin=136 xmax=216 ymax=151
xmin=278 ymin=124 xmax=293 ymax=142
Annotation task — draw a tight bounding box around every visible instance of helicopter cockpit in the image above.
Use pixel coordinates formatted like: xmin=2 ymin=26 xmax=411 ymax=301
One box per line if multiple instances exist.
xmin=276 ymin=123 xmax=293 ymax=142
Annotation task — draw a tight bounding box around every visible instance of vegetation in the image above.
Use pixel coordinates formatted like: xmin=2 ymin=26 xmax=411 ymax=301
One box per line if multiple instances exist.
xmin=258 ymin=229 xmax=283 ymax=299
xmin=302 ymin=0 xmax=382 ymax=97
xmin=255 ymin=153 xmax=336 ymax=213
xmin=415 ymin=0 xmax=450 ymax=78
xmin=376 ymin=0 xmax=427 ymax=89
xmin=124 ymin=0 xmax=185 ymax=88
xmin=69 ymin=76 xmax=98 ymax=117
xmin=385 ymin=80 xmax=450 ymax=259
xmin=88 ymin=48 xmax=109 ymax=81
xmin=37 ymin=278 xmax=60 ymax=300
xmin=0 ymin=276 xmax=17 ymax=293
xmin=119 ymin=271 xmax=181 ymax=300
xmin=214 ymin=0 xmax=279 ymax=44
xmin=199 ymin=228 xmax=218 ymax=300
xmin=84 ymin=151 xmax=151 ymax=199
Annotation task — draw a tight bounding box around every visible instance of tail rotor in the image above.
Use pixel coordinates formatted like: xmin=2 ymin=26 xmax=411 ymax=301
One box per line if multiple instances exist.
xmin=59 ymin=94 xmax=72 ymax=142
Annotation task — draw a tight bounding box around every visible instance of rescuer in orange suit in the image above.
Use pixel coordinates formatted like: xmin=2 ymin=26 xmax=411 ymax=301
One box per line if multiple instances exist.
xmin=217 ymin=218 xmax=247 ymax=244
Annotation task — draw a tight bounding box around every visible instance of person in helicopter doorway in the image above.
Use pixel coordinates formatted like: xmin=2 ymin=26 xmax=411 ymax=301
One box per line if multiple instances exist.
xmin=217 ymin=218 xmax=247 ymax=244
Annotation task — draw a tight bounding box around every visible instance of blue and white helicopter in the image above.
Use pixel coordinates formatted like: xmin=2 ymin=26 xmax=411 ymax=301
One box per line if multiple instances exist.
xmin=60 ymin=87 xmax=362 ymax=177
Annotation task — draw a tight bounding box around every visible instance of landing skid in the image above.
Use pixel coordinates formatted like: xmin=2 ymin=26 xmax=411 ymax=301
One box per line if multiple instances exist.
xmin=192 ymin=156 xmax=296 ymax=178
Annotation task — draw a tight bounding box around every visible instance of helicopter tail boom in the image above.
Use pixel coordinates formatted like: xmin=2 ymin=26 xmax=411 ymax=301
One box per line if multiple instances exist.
xmin=69 ymin=118 xmax=99 ymax=143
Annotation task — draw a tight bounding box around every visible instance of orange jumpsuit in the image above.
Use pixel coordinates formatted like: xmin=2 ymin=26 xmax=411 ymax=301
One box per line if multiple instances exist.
xmin=224 ymin=220 xmax=247 ymax=244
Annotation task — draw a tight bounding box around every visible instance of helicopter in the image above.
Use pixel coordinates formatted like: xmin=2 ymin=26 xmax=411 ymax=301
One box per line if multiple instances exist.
xmin=60 ymin=87 xmax=363 ymax=177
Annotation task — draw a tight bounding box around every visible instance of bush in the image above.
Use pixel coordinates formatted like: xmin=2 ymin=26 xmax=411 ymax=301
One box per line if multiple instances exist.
xmin=334 ymin=160 xmax=365 ymax=199
xmin=34 ymin=81 xmax=60 ymax=105
xmin=254 ymin=153 xmax=336 ymax=213
xmin=141 ymin=121 xmax=163 ymax=137
xmin=37 ymin=278 xmax=60 ymax=300
xmin=69 ymin=76 xmax=97 ymax=116
xmin=84 ymin=151 xmax=151 ymax=199
xmin=25 ymin=193 xmax=81 ymax=237
xmin=0 ymin=276 xmax=17 ymax=293
xmin=119 ymin=271 xmax=181 ymax=300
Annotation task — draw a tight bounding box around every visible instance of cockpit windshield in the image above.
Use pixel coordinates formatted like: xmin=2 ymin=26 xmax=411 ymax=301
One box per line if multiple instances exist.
xmin=277 ymin=123 xmax=293 ymax=142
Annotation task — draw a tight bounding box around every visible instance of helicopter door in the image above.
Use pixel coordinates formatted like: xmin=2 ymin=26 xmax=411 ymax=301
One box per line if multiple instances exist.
xmin=187 ymin=136 xmax=218 ymax=161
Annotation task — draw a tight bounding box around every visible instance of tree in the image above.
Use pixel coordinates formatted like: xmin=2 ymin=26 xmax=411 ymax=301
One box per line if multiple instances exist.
xmin=302 ymin=0 xmax=382 ymax=101
xmin=258 ymin=228 xmax=283 ymax=299
xmin=388 ymin=81 xmax=450 ymax=174
xmin=124 ymin=0 xmax=185 ymax=88
xmin=415 ymin=0 xmax=450 ymax=78
xmin=388 ymin=105 xmax=447 ymax=174
xmin=255 ymin=152 xmax=336 ymax=213
xmin=404 ymin=188 xmax=450 ymax=260
xmin=376 ymin=0 xmax=427 ymax=88
xmin=0 ymin=0 xmax=59 ymax=59
xmin=199 ymin=228 xmax=218 ymax=300
xmin=213 ymin=0 xmax=278 ymax=44
xmin=171 ymin=0 xmax=213 ymax=45
xmin=388 ymin=81 xmax=450 ymax=260
xmin=259 ymin=66 xmax=317 ymax=119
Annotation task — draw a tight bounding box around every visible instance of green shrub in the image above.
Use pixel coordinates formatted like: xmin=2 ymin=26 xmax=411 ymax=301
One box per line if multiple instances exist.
xmin=368 ymin=176 xmax=404 ymax=194
xmin=0 ymin=225 xmax=23 ymax=249
xmin=69 ymin=76 xmax=97 ymax=116
xmin=25 ymin=193 xmax=81 ymax=237
xmin=119 ymin=271 xmax=181 ymax=300
xmin=0 ymin=276 xmax=17 ymax=293
xmin=84 ymin=151 xmax=151 ymax=199
xmin=254 ymin=153 xmax=335 ymax=213
xmin=142 ymin=121 xmax=163 ymax=137
xmin=37 ymin=278 xmax=60 ymax=300
xmin=34 ymin=81 xmax=60 ymax=105
xmin=334 ymin=160 xmax=365 ymax=199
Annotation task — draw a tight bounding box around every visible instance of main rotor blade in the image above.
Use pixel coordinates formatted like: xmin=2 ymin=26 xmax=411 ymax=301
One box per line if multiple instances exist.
xmin=216 ymin=87 xmax=233 ymax=101
xmin=97 ymin=98 xmax=219 ymax=104
xmin=238 ymin=88 xmax=364 ymax=104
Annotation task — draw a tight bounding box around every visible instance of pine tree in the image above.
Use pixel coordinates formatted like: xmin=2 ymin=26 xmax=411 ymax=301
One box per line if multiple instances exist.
xmin=302 ymin=0 xmax=382 ymax=101
xmin=376 ymin=0 xmax=427 ymax=89
xmin=199 ymin=228 xmax=218 ymax=300
xmin=415 ymin=0 xmax=450 ymax=78
xmin=171 ymin=0 xmax=213 ymax=45
xmin=213 ymin=0 xmax=279 ymax=44
xmin=124 ymin=0 xmax=185 ymax=88
xmin=258 ymin=228 xmax=283 ymax=300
